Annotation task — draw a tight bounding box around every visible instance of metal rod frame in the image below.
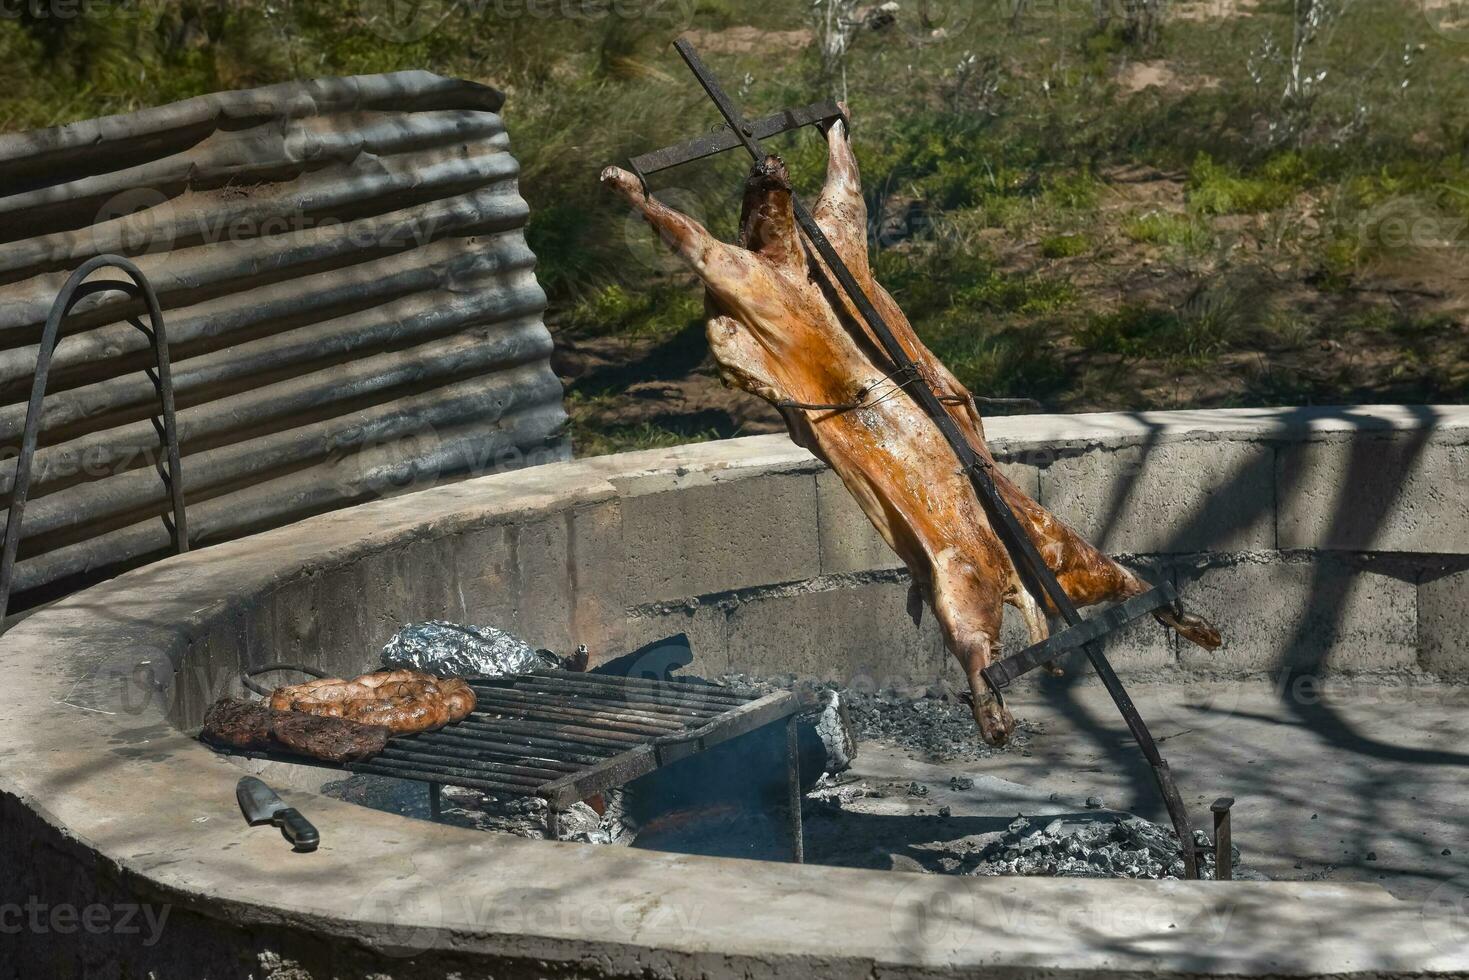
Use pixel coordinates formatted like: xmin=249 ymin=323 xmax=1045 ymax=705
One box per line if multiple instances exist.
xmin=653 ymin=40 xmax=1202 ymax=877
xmin=1211 ymin=797 xmax=1234 ymax=880
xmin=0 ymin=255 xmax=188 ymax=625
xmin=786 ymin=715 xmax=804 ymax=863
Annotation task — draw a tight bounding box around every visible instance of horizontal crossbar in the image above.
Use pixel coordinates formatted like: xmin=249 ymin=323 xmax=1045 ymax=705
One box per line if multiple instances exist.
xmin=981 ymin=583 xmax=1178 ymax=693
xmin=630 ymin=99 xmax=843 ymax=177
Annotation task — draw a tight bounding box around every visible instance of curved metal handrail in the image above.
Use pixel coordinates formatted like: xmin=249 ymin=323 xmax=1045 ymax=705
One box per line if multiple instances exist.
xmin=0 ymin=255 xmax=188 ymax=625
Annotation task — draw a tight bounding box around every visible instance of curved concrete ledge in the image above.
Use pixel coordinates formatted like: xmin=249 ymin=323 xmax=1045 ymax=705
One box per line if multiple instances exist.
xmin=3 ymin=406 xmax=1469 ymax=977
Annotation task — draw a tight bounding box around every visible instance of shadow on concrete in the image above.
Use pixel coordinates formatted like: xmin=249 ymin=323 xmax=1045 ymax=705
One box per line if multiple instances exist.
xmin=1031 ymin=405 xmax=1460 ymax=829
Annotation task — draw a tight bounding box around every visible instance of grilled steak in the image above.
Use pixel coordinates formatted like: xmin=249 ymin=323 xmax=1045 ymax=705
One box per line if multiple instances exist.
xmin=200 ymin=696 xmax=389 ymax=763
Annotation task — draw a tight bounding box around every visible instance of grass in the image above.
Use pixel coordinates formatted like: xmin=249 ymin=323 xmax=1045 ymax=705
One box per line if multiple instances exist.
xmin=1077 ymin=277 xmax=1257 ymax=362
xmin=1040 ymin=233 xmax=1092 ymax=259
xmin=3 ymin=0 xmax=1469 ymax=452
xmin=1187 ymin=153 xmax=1304 ymax=215
xmin=1123 ymin=212 xmax=1215 ymax=252
xmin=567 ymin=418 xmax=722 ymax=457
xmin=562 ymin=283 xmax=702 ymax=340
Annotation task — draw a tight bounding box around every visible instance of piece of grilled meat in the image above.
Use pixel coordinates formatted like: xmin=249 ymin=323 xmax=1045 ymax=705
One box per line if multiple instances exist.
xmin=200 ymin=697 xmax=389 ymax=763
xmin=268 ymin=669 xmax=476 ymax=735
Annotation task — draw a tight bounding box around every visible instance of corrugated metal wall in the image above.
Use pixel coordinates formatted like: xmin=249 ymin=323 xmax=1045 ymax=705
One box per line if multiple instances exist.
xmin=0 ymin=71 xmax=569 ymax=610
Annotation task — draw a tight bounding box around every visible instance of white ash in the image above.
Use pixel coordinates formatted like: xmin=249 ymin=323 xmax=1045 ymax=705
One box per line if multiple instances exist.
xmin=809 ymin=772 xmax=886 ymax=806
xmin=810 ymin=688 xmax=857 ymax=773
xmin=439 ymin=791 xmax=632 ymax=845
xmin=322 ymin=775 xmax=633 ymax=844
xmin=967 ymin=815 xmax=1247 ymax=880
xmin=712 ymin=673 xmax=1037 ymax=761
xmin=841 ymin=689 xmax=1038 ymax=760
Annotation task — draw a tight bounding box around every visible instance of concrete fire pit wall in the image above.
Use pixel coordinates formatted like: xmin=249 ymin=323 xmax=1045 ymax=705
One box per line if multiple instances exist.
xmin=5 ymin=405 xmax=1469 ymax=979
xmin=614 ymin=404 xmax=1469 ymax=689
xmin=165 ymin=405 xmax=1469 ymax=730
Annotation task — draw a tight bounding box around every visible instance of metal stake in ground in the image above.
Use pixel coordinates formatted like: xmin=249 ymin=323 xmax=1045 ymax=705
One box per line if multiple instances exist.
xmin=666 ymin=38 xmax=1201 ymax=878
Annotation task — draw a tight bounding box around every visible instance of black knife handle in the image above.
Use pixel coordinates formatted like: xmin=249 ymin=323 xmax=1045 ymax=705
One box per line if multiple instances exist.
xmin=273 ymin=808 xmax=320 ymax=852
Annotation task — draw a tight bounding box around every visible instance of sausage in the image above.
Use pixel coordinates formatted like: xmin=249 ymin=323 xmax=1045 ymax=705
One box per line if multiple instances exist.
xmin=269 ymin=669 xmax=477 ymax=734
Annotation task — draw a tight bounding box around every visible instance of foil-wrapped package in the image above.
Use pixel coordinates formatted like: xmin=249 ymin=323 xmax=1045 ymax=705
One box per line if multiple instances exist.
xmin=381 ymin=621 xmax=558 ymax=678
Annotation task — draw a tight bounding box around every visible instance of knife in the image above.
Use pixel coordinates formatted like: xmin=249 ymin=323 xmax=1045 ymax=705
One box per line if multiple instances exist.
xmin=236 ymin=777 xmax=320 ymax=852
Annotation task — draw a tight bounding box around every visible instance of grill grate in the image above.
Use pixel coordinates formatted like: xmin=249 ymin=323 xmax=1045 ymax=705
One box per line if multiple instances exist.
xmin=213 ymin=668 xmax=805 ymax=858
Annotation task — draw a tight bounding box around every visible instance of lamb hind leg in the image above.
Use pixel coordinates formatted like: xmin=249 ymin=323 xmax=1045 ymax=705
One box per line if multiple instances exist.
xmin=1096 ymin=557 xmax=1223 ymax=650
xmin=929 ymin=548 xmax=1014 ymax=746
xmin=1013 ymin=586 xmax=1065 ymax=678
xmin=1001 ymin=483 xmax=1226 ymax=652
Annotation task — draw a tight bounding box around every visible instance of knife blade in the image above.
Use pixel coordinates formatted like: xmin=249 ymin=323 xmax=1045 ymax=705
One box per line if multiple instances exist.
xmin=236 ymin=776 xmax=320 ymax=852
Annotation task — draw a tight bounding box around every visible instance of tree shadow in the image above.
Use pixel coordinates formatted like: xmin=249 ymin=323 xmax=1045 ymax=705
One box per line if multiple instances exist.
xmin=1032 ymin=405 xmax=1463 ymax=827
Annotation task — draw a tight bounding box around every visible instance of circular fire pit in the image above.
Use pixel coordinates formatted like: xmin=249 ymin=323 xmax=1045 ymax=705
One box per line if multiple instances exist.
xmin=3 ymin=407 xmax=1468 ymax=977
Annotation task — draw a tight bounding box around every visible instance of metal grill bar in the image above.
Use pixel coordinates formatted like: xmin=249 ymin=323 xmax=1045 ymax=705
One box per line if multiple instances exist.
xmin=211 ymin=670 xmax=804 ymax=862
xmin=377 ymin=746 xmax=566 ymax=782
xmin=471 ymin=687 xmax=696 ymax=731
xmin=397 ymin=732 xmax=587 ymax=770
xmin=532 ymin=670 xmax=748 ymax=706
xmin=456 ymin=715 xmax=640 ymax=749
xmin=504 ymin=680 xmax=727 ymax=719
xmin=470 ymin=700 xmax=677 ymax=740
xmin=365 ymin=751 xmax=549 ymax=787
xmin=404 ymin=730 xmax=613 ymax=767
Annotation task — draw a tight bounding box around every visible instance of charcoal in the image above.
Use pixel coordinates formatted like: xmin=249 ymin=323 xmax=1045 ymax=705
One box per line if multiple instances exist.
xmin=968 ymin=815 xmax=1247 ymax=880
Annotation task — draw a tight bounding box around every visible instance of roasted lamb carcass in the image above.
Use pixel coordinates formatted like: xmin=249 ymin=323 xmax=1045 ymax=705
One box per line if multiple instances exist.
xmin=601 ymin=110 xmax=1220 ymax=746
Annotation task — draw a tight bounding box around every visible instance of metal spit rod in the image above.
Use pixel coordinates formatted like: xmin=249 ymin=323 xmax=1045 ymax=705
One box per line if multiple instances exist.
xmin=669 ymin=38 xmax=1200 ymax=878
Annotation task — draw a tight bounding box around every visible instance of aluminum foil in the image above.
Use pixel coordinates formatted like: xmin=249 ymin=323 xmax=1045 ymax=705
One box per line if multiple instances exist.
xmin=381 ymin=621 xmax=558 ymax=678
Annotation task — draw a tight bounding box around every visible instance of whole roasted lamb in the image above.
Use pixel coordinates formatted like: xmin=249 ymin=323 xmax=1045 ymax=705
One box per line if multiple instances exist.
xmin=601 ymin=109 xmax=1220 ymax=745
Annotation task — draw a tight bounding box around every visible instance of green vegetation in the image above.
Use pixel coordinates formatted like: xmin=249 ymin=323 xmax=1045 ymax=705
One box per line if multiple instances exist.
xmin=1040 ymin=233 xmax=1092 ymax=259
xmin=1186 ymin=153 xmax=1303 ymax=215
xmin=3 ymin=0 xmax=1468 ymax=451
xmin=563 ymin=284 xmax=702 ymax=340
xmin=1077 ymin=295 xmax=1248 ymax=362
xmin=566 ymin=416 xmax=722 ymax=458
xmin=1123 ymin=212 xmax=1215 ymax=252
